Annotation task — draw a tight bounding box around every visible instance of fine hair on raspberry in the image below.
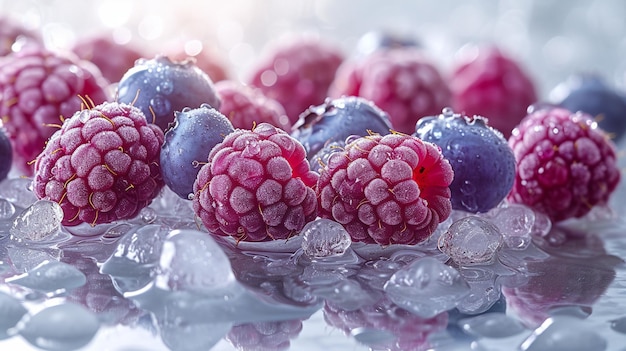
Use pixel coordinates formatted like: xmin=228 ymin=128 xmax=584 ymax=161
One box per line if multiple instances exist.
xmin=316 ymin=132 xmax=454 ymax=245
xmin=193 ymin=122 xmax=318 ymax=242
xmin=32 ymin=101 xmax=165 ymax=226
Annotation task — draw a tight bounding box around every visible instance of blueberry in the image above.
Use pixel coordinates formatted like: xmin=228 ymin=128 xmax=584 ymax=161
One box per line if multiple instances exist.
xmin=0 ymin=128 xmax=11 ymax=181
xmin=117 ymin=55 xmax=221 ymax=131
xmin=551 ymin=73 xmax=626 ymax=140
xmin=160 ymin=105 xmax=234 ymax=199
xmin=291 ymin=96 xmax=392 ymax=159
xmin=414 ymin=109 xmax=516 ymax=213
xmin=356 ymin=30 xmax=420 ymax=57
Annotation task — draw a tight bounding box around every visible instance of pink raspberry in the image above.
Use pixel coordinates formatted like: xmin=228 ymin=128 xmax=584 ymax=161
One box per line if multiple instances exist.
xmin=0 ymin=45 xmax=109 ymax=175
xmin=450 ymin=46 xmax=537 ymax=137
xmin=72 ymin=32 xmax=145 ymax=84
xmin=316 ymin=133 xmax=453 ymax=245
xmin=0 ymin=15 xmax=42 ymax=57
xmin=32 ymin=101 xmax=165 ymax=227
xmin=192 ymin=123 xmax=318 ymax=242
xmin=507 ymin=107 xmax=620 ymax=222
xmin=329 ymin=47 xmax=451 ymax=134
xmin=248 ymin=36 xmax=344 ymax=124
xmin=215 ymin=80 xmax=291 ymax=131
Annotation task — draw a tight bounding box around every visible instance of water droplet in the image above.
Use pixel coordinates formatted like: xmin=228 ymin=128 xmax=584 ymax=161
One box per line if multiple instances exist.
xmin=460 ymin=180 xmax=476 ymax=195
xmin=0 ymin=198 xmax=16 ymax=220
xmin=459 ymin=312 xmax=526 ymax=338
xmin=610 ymin=316 xmax=626 ymax=334
xmin=140 ymin=207 xmax=157 ymax=223
xmin=156 ymin=79 xmax=174 ymax=95
xmin=442 ymin=107 xmax=455 ymax=117
xmin=149 ymin=94 xmax=171 ymax=116
xmin=78 ymin=110 xmax=90 ymax=123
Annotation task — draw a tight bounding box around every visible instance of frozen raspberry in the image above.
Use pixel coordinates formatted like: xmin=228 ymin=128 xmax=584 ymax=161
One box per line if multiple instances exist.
xmin=0 ymin=15 xmax=42 ymax=57
xmin=507 ymin=107 xmax=620 ymax=222
xmin=215 ymin=80 xmax=290 ymax=130
xmin=415 ymin=108 xmax=516 ymax=213
xmin=32 ymin=101 xmax=165 ymax=227
xmin=248 ymin=36 xmax=344 ymax=124
xmin=316 ymin=133 xmax=453 ymax=245
xmin=192 ymin=123 xmax=318 ymax=242
xmin=450 ymin=45 xmax=537 ymax=137
xmin=329 ymin=47 xmax=451 ymax=134
xmin=324 ymin=298 xmax=448 ymax=351
xmin=0 ymin=45 xmax=109 ymax=175
xmin=72 ymin=32 xmax=145 ymax=84
xmin=226 ymin=320 xmax=303 ymax=351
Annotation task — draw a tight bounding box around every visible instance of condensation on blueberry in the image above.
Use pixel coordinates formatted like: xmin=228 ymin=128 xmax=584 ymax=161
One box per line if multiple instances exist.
xmin=438 ymin=216 xmax=503 ymax=266
xmin=150 ymin=95 xmax=171 ymax=117
xmin=301 ymin=218 xmax=351 ymax=258
xmin=156 ymin=79 xmax=174 ymax=95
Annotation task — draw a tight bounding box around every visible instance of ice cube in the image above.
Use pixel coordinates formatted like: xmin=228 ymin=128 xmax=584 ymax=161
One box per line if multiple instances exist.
xmin=0 ymin=178 xmax=37 ymax=208
xmin=456 ymin=265 xmax=502 ymax=315
xmin=438 ymin=216 xmax=503 ymax=266
xmin=9 ymin=200 xmax=64 ymax=242
xmin=0 ymin=198 xmax=16 ymax=220
xmin=158 ymin=318 xmax=232 ymax=351
xmin=5 ymin=260 xmax=86 ymax=293
xmin=301 ymin=218 xmax=352 ymax=258
xmin=0 ymin=291 xmax=27 ymax=340
xmin=383 ymin=256 xmax=471 ymax=318
xmin=489 ymin=204 xmax=535 ymax=250
xmin=19 ymin=303 xmax=100 ymax=351
xmin=520 ymin=316 xmax=607 ymax=351
xmin=458 ymin=312 xmax=525 ymax=338
xmin=154 ymin=229 xmax=235 ymax=294
xmin=7 ymin=246 xmax=60 ymax=272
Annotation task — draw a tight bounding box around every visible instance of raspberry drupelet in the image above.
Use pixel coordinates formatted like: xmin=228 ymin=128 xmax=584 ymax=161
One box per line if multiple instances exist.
xmin=316 ymin=133 xmax=453 ymax=245
xmin=507 ymin=106 xmax=621 ymax=222
xmin=192 ymin=123 xmax=318 ymax=242
xmin=32 ymin=101 xmax=165 ymax=226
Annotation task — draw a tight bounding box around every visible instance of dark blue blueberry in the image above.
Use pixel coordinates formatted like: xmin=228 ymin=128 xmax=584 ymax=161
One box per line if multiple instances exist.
xmin=551 ymin=73 xmax=626 ymax=140
xmin=414 ymin=109 xmax=516 ymax=213
xmin=0 ymin=128 xmax=11 ymax=181
xmin=356 ymin=30 xmax=420 ymax=57
xmin=117 ymin=55 xmax=221 ymax=131
xmin=160 ymin=105 xmax=234 ymax=199
xmin=291 ymin=96 xmax=392 ymax=159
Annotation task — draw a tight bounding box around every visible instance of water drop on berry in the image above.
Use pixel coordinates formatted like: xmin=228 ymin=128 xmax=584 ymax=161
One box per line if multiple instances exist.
xmin=156 ymin=79 xmax=174 ymax=95
xmin=78 ymin=110 xmax=90 ymax=123
xmin=442 ymin=107 xmax=455 ymax=117
xmin=460 ymin=180 xmax=476 ymax=195
xmin=149 ymin=94 xmax=171 ymax=117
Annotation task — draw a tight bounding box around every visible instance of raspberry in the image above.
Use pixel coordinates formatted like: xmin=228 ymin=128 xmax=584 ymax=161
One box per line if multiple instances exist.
xmin=329 ymin=47 xmax=451 ymax=134
xmin=215 ymin=80 xmax=290 ymax=130
xmin=507 ymin=107 xmax=620 ymax=222
xmin=0 ymin=15 xmax=42 ymax=57
xmin=72 ymin=32 xmax=144 ymax=84
xmin=32 ymin=101 xmax=165 ymax=227
xmin=316 ymin=133 xmax=453 ymax=245
xmin=450 ymin=46 xmax=537 ymax=137
xmin=248 ymin=36 xmax=344 ymax=124
xmin=0 ymin=45 xmax=109 ymax=175
xmin=192 ymin=123 xmax=318 ymax=242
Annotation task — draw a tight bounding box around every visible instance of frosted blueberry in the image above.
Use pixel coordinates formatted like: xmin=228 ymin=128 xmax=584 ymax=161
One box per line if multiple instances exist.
xmin=383 ymin=256 xmax=470 ymax=318
xmin=301 ymin=218 xmax=352 ymax=258
xmin=438 ymin=216 xmax=503 ymax=266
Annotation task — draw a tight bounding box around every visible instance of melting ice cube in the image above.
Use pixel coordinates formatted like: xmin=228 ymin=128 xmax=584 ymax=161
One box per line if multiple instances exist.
xmin=520 ymin=316 xmax=607 ymax=351
xmin=301 ymin=218 xmax=352 ymax=258
xmin=458 ymin=312 xmax=526 ymax=338
xmin=438 ymin=216 xmax=503 ymax=266
xmin=489 ymin=204 xmax=535 ymax=250
xmin=383 ymin=256 xmax=470 ymax=318
xmin=19 ymin=303 xmax=100 ymax=351
xmin=0 ymin=178 xmax=37 ymax=208
xmin=9 ymin=200 xmax=64 ymax=242
xmin=5 ymin=260 xmax=86 ymax=293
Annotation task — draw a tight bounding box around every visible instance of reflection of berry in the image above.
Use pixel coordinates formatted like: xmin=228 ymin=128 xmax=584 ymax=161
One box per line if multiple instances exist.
xmin=192 ymin=123 xmax=318 ymax=241
xmin=33 ymin=102 xmax=164 ymax=226
xmin=226 ymin=320 xmax=303 ymax=351
xmin=72 ymin=32 xmax=144 ymax=84
xmin=0 ymin=45 xmax=109 ymax=175
xmin=324 ymin=298 xmax=447 ymax=351
xmin=507 ymin=107 xmax=620 ymax=222
xmin=316 ymin=133 xmax=453 ymax=245
xmin=330 ymin=47 xmax=451 ymax=134
xmin=248 ymin=36 xmax=344 ymax=124
xmin=215 ymin=80 xmax=290 ymax=130
xmin=450 ymin=46 xmax=537 ymax=137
